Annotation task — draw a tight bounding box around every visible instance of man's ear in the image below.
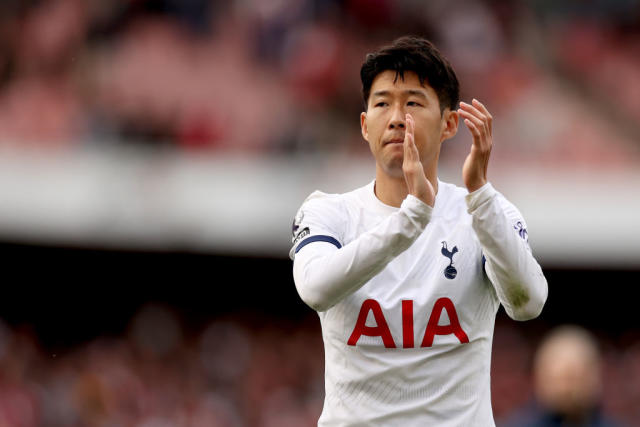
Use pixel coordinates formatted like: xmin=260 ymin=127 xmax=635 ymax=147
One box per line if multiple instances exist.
xmin=360 ymin=111 xmax=369 ymax=141
xmin=440 ymin=108 xmax=459 ymax=142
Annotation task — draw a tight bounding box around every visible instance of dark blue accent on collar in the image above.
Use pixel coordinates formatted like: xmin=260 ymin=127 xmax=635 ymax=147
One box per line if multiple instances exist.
xmin=295 ymin=235 xmax=342 ymax=253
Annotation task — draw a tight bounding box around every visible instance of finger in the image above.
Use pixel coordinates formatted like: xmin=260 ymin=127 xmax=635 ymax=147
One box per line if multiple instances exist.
xmin=405 ymin=114 xmax=416 ymax=150
xmin=458 ymin=106 xmax=490 ymax=142
xmin=463 ymin=117 xmax=492 ymax=158
xmin=463 ymin=118 xmax=483 ymax=142
xmin=406 ymin=137 xmax=420 ymax=165
xmin=471 ymin=99 xmax=490 ymax=117
xmin=404 ymin=130 xmax=413 ymax=161
xmin=463 ymin=118 xmax=478 ymax=133
xmin=458 ymin=101 xmax=486 ymax=122
xmin=457 ymin=109 xmax=484 ymax=128
xmin=406 ymin=113 xmax=414 ymax=140
xmin=471 ymin=99 xmax=492 ymax=132
xmin=403 ymin=115 xmax=421 ymax=171
xmin=403 ymin=115 xmax=416 ymax=161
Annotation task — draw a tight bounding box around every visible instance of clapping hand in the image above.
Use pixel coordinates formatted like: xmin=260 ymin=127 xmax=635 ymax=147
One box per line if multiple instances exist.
xmin=458 ymin=99 xmax=493 ymax=193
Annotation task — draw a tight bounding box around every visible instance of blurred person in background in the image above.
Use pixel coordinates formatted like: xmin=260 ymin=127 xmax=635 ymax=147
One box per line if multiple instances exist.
xmin=290 ymin=36 xmax=547 ymax=426
xmin=501 ymin=325 xmax=620 ymax=427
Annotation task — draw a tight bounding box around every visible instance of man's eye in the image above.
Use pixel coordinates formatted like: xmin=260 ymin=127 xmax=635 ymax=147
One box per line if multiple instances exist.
xmin=407 ymin=101 xmax=422 ymax=107
xmin=375 ymin=102 xmax=388 ymax=107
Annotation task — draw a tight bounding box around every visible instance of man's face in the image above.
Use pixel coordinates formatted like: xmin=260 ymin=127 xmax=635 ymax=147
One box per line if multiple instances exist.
xmin=360 ymin=70 xmax=457 ymax=178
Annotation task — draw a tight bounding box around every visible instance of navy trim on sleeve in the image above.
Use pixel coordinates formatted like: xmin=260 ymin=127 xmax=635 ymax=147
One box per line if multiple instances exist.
xmin=295 ymin=235 xmax=342 ymax=253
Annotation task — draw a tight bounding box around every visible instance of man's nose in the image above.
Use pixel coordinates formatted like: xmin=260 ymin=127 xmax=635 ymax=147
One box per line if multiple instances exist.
xmin=389 ymin=106 xmax=406 ymax=129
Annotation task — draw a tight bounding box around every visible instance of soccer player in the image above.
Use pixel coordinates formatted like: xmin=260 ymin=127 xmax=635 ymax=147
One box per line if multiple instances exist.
xmin=289 ymin=36 xmax=548 ymax=426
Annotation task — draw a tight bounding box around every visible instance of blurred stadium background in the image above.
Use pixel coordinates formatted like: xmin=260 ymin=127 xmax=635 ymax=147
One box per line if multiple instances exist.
xmin=0 ymin=0 xmax=639 ymax=425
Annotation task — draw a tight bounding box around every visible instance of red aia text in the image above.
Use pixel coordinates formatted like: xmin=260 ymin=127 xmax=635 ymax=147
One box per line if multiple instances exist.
xmin=347 ymin=298 xmax=469 ymax=348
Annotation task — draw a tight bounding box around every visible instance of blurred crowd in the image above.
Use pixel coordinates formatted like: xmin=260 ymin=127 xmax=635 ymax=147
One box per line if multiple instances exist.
xmin=0 ymin=305 xmax=325 ymax=426
xmin=0 ymin=0 xmax=639 ymax=167
xmin=0 ymin=305 xmax=638 ymax=426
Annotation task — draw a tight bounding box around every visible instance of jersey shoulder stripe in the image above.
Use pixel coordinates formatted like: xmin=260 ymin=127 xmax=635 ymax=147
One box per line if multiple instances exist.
xmin=295 ymin=235 xmax=342 ymax=253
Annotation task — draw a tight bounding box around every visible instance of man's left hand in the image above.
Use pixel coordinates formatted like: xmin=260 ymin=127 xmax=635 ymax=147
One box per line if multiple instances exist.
xmin=458 ymin=99 xmax=492 ymax=193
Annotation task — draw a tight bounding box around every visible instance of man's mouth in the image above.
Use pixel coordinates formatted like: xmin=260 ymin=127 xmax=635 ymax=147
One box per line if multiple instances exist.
xmin=384 ymin=137 xmax=404 ymax=146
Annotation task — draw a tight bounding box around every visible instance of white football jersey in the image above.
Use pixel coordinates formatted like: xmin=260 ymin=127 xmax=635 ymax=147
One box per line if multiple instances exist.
xmin=290 ymin=180 xmax=547 ymax=426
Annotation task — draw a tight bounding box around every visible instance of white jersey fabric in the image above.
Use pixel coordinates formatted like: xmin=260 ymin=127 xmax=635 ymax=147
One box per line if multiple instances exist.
xmin=290 ymin=180 xmax=547 ymax=427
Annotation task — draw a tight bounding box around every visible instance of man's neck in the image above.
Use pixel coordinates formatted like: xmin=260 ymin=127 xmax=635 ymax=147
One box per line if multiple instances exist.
xmin=374 ymin=164 xmax=438 ymax=208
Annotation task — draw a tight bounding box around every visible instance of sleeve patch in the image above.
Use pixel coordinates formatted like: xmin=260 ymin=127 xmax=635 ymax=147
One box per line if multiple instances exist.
xmin=513 ymin=221 xmax=528 ymax=242
xmin=292 ymin=227 xmax=310 ymax=245
xmin=291 ymin=210 xmax=305 ymax=237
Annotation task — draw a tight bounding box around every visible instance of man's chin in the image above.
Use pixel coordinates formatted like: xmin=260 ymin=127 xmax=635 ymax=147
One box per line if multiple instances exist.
xmin=380 ymin=159 xmax=405 ymax=179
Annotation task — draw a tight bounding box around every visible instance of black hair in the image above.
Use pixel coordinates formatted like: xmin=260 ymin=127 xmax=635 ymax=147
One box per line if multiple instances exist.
xmin=360 ymin=36 xmax=459 ymax=114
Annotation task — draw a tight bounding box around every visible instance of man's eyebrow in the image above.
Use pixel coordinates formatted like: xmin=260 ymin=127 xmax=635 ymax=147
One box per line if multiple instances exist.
xmin=406 ymin=90 xmax=427 ymax=98
xmin=371 ymin=90 xmax=427 ymax=98
xmin=372 ymin=90 xmax=390 ymax=97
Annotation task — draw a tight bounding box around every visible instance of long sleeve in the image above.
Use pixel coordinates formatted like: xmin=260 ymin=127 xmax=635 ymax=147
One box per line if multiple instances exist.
xmin=292 ymin=194 xmax=432 ymax=312
xmin=466 ymin=183 xmax=548 ymax=320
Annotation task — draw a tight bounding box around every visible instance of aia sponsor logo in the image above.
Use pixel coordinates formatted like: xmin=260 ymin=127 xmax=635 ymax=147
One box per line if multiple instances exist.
xmin=347 ymin=298 xmax=469 ymax=348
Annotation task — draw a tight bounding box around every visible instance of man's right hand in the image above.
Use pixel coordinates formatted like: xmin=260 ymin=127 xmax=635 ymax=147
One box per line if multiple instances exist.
xmin=403 ymin=114 xmax=435 ymax=207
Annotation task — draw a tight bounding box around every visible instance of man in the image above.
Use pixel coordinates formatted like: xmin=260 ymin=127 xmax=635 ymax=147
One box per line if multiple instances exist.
xmin=503 ymin=325 xmax=619 ymax=426
xmin=289 ymin=36 xmax=548 ymax=426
